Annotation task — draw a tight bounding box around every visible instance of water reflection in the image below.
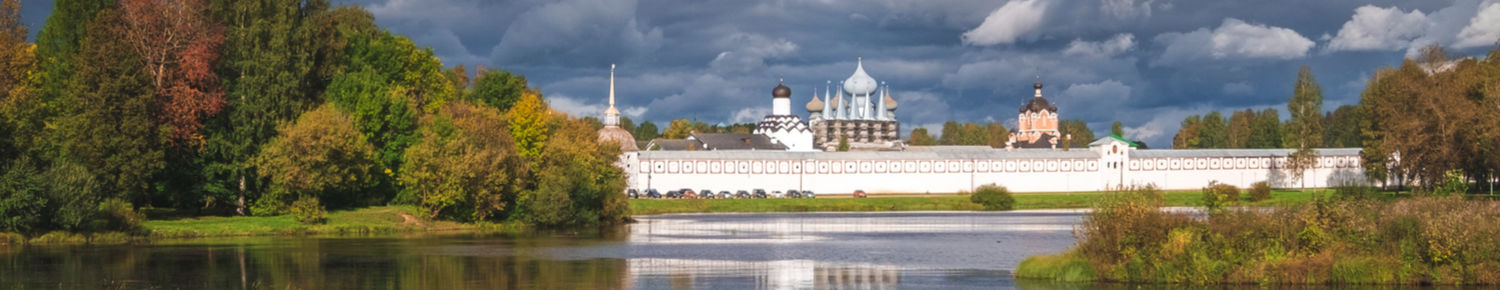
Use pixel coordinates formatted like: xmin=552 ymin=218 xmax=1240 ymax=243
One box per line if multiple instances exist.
xmin=1 ymin=211 xmax=1087 ymax=289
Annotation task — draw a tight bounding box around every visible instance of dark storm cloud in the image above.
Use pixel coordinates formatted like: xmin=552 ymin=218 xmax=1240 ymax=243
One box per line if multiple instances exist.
xmin=18 ymin=0 xmax=1500 ymax=146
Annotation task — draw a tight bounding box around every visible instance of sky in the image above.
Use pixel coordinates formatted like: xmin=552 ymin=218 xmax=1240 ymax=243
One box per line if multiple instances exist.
xmin=18 ymin=0 xmax=1500 ymax=147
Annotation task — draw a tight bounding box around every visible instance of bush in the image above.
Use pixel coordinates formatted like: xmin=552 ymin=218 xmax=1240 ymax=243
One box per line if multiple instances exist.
xmin=290 ymin=197 xmax=327 ymax=225
xmin=1015 ymin=250 xmax=1097 ymax=282
xmin=1433 ymin=169 xmax=1469 ymax=197
xmin=1249 ymin=181 xmax=1272 ymax=202
xmin=0 ymin=161 xmax=48 ymax=233
xmin=96 ymin=198 xmax=144 ymax=231
xmin=1201 ymin=181 xmax=1239 ymax=210
xmin=1333 ymin=181 xmax=1376 ymax=200
xmin=969 ymin=184 xmax=1015 ymax=211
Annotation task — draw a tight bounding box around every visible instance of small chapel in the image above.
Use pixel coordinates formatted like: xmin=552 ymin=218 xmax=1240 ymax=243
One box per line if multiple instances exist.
xmin=1007 ymin=79 xmax=1067 ymax=149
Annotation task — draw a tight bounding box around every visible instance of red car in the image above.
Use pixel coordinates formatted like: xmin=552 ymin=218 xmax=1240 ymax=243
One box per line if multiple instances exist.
xmin=853 ymin=190 xmax=867 ymax=198
xmin=682 ymin=189 xmax=697 ymax=199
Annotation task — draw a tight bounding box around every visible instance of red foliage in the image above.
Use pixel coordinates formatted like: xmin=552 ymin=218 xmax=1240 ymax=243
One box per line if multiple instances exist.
xmin=120 ymin=0 xmax=225 ymax=146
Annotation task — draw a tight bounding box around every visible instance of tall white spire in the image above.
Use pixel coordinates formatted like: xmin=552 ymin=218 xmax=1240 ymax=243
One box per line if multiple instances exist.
xmin=605 ymin=64 xmax=621 ymax=127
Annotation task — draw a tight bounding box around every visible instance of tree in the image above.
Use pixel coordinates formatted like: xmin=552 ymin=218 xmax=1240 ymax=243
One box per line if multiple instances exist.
xmin=1058 ymin=120 xmax=1095 ymax=149
xmin=635 ymin=121 xmax=659 ymax=141
xmin=250 ymin=105 xmax=378 ymax=214
xmin=120 ymin=0 xmax=226 ymax=145
xmin=341 ymin=30 xmax=453 ymax=113
xmin=446 ymin=65 xmax=469 ymax=92
xmin=522 ymin=117 xmax=628 ymax=226
xmin=618 ymin=116 xmax=635 ymax=134
xmin=1227 ymin=109 xmax=1254 ymax=148
xmin=34 ymin=0 xmax=113 ymax=110
xmin=400 ymin=103 xmax=522 ymax=221
xmin=837 ymin=135 xmax=850 ymax=152
xmin=986 ymin=122 xmax=1010 ymax=148
xmin=1200 ymin=111 xmax=1227 ymax=148
xmin=1285 ymin=66 xmax=1325 ymax=189
xmin=1323 ymin=105 xmax=1362 ymax=148
xmin=507 ymin=91 xmax=553 ymax=162
xmin=470 ymin=68 xmax=529 ymax=111
xmin=0 ymin=159 xmax=47 ymax=233
xmin=49 ymin=9 xmax=164 ymax=204
xmin=1173 ymin=115 xmax=1202 ymax=149
xmin=662 ymin=119 xmax=693 ymax=139
xmin=1111 ymin=121 xmax=1124 ymax=137
xmin=0 ymin=0 xmax=38 ymax=160
xmin=324 ymin=68 xmax=416 ymax=181
xmin=959 ymin=122 xmax=987 ymax=145
xmin=1248 ymin=108 xmax=1283 ymax=148
xmin=909 ymin=128 xmax=937 ymax=146
xmin=938 ymin=121 xmax=961 ymax=145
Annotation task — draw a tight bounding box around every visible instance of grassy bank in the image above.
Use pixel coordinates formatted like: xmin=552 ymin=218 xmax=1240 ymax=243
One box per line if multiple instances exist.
xmin=1016 ymin=187 xmax=1500 ymax=286
xmin=1 ymin=206 xmax=527 ymax=246
xmin=628 ymin=189 xmax=1323 ymax=215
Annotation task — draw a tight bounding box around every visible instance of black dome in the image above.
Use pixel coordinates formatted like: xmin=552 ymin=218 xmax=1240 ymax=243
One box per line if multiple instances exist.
xmin=772 ymin=83 xmax=791 ymax=98
xmin=1021 ymin=97 xmax=1057 ymax=113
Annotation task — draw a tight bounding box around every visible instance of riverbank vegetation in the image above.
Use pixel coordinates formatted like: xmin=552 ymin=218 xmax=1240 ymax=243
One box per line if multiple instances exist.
xmin=0 ymin=0 xmax=628 ymax=243
xmin=628 ymin=188 xmax=1322 ymax=215
xmin=1017 ymin=183 xmax=1500 ymax=286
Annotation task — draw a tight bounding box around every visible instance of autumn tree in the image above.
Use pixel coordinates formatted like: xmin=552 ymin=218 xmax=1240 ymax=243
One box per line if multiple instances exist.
xmin=1284 ymin=66 xmax=1324 ymax=189
xmin=1059 ymin=120 xmax=1095 ymax=149
xmin=909 ymin=128 xmax=937 ymax=146
xmin=1111 ymin=121 xmax=1124 ymax=137
xmin=520 ymin=117 xmax=628 ymax=226
xmin=446 ymin=65 xmax=470 ymax=92
xmin=1173 ymin=115 xmax=1202 ymax=149
xmin=507 ymin=91 xmax=554 ymax=162
xmin=662 ymin=119 xmax=694 ymax=139
xmin=0 ymin=0 xmax=37 ymax=160
xmin=400 ymin=103 xmax=522 ymax=220
xmin=938 ymin=121 xmax=961 ymax=145
xmin=986 ymin=122 xmax=1010 ymax=148
xmin=1226 ymin=109 xmax=1254 ymax=148
xmin=120 ymin=0 xmax=226 ymax=145
xmin=250 ymin=104 xmax=378 ymax=214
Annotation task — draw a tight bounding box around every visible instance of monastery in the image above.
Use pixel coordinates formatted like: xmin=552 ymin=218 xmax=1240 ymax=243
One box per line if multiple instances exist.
xmin=597 ymin=62 xmax=1369 ymax=194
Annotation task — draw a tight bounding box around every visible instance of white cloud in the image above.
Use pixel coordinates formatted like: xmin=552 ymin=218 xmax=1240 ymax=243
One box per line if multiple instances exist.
xmin=730 ymin=107 xmax=768 ymax=124
xmin=1154 ymin=18 xmax=1314 ymax=65
xmin=1325 ymin=6 xmax=1431 ymax=52
xmin=1455 ymin=3 xmax=1500 ymax=48
xmin=961 ymin=0 xmax=1048 ymax=46
xmin=1101 ymin=0 xmax=1154 ymax=20
xmin=709 ymin=32 xmax=799 ymax=72
xmin=546 ymin=95 xmax=649 ymax=120
xmin=490 ymin=0 xmax=662 ymax=65
xmin=1063 ymin=34 xmax=1136 ymax=58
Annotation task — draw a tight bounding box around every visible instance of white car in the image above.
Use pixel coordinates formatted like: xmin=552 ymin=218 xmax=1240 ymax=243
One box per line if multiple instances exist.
xmin=771 ymin=190 xmax=785 ymax=198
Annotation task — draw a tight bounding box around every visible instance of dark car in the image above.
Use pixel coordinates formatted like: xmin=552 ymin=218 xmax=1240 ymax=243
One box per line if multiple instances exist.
xmin=627 ymin=189 xmax=640 ymax=199
xmin=699 ymin=189 xmax=715 ymax=199
xmin=803 ymin=190 xmax=816 ymax=199
xmin=787 ymin=189 xmax=802 ymax=198
xmin=752 ymin=189 xmax=768 ymax=199
xmin=646 ymin=189 xmax=663 ymax=199
xmin=666 ymin=190 xmax=682 ymax=199
xmin=853 ymin=189 xmax=867 ymax=198
xmin=735 ymin=190 xmax=751 ymax=199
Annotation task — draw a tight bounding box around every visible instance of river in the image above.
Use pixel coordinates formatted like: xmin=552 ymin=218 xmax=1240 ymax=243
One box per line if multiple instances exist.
xmin=1 ymin=210 xmax=1087 ymax=289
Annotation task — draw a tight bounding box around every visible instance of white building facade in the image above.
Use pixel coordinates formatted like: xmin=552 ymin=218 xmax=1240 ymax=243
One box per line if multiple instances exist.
xmin=627 ymin=137 xmax=1368 ymax=193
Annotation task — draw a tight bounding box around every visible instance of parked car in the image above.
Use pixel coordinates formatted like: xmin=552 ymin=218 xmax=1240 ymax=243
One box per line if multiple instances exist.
xmin=666 ymin=190 xmax=682 ymax=199
xmin=803 ymin=190 xmax=816 ymax=199
xmin=787 ymin=189 xmax=802 ymax=198
xmin=681 ymin=189 xmax=695 ymax=196
xmin=627 ymin=189 xmax=640 ymax=199
xmin=752 ymin=189 xmax=768 ymax=199
xmin=771 ymin=190 xmax=784 ymax=198
xmin=853 ymin=189 xmax=867 ymax=198
xmin=646 ymin=189 xmax=663 ymax=199
xmin=735 ymin=190 xmax=751 ymax=199
xmin=700 ymin=189 xmax=715 ymax=199
xmin=684 ymin=190 xmax=698 ymax=199
xmin=719 ymin=191 xmax=732 ymax=199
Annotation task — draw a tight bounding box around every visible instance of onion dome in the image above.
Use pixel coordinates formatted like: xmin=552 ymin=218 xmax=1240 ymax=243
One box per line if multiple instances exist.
xmin=883 ymin=94 xmax=898 ymax=110
xmin=772 ymin=81 xmax=791 ymax=99
xmin=842 ymin=57 xmax=877 ymax=95
xmin=1020 ymin=96 xmax=1058 ymax=113
xmin=806 ymin=91 xmax=825 ymax=112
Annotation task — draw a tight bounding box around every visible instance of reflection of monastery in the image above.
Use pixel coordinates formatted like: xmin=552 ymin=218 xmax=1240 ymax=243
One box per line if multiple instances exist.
xmin=597 ymin=62 xmax=1369 ymax=194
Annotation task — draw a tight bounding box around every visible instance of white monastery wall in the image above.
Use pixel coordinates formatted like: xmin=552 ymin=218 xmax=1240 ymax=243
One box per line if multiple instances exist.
xmin=627 ymin=141 xmax=1369 ymax=194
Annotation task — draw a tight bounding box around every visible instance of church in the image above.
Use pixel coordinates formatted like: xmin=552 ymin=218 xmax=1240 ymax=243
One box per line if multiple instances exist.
xmin=807 ymin=58 xmax=901 ymax=150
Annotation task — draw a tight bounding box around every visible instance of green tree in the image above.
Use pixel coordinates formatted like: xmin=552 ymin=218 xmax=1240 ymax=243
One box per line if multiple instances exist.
xmin=342 ymin=30 xmax=453 ymax=113
xmin=1173 ymin=115 xmax=1202 ymax=149
xmin=324 ymin=68 xmax=416 ymax=181
xmin=33 ymin=0 xmax=113 ymax=111
xmin=399 ymin=103 xmax=522 ymax=221
xmin=0 ymin=159 xmax=47 ymax=233
xmin=1285 ymin=66 xmax=1325 ymax=189
xmin=250 ymin=105 xmax=379 ymax=214
xmin=1059 ymin=120 xmax=1095 ymax=149
xmin=837 ymin=135 xmax=850 ymax=152
xmin=521 ymin=118 xmax=627 ymax=226
xmin=909 ymin=128 xmax=937 ymax=146
xmin=1200 ymin=111 xmax=1227 ymax=148
xmin=470 ymin=68 xmax=529 ymax=111
xmin=1323 ymin=105 xmax=1362 ymax=148
xmin=960 ymin=122 xmax=987 ymax=145
xmin=1111 ymin=121 xmax=1124 ymax=137
xmin=1248 ymin=108 xmax=1282 ymax=148
xmin=618 ymin=116 xmax=636 ymax=134
xmin=0 ymin=0 xmax=38 ymax=161
xmin=1227 ymin=109 xmax=1254 ymax=148
xmin=635 ymin=121 xmax=659 ymax=141
xmin=507 ymin=91 xmax=553 ymax=162
xmin=938 ymin=121 xmax=961 ymax=145
xmin=49 ymin=9 xmax=164 ymax=204
xmin=662 ymin=119 xmax=693 ymax=139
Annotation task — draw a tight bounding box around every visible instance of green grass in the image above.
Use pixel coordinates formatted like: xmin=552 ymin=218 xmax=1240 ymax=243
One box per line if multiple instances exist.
xmin=629 ymin=189 xmax=1328 ymax=215
xmin=144 ymin=206 xmax=508 ymax=239
xmin=1015 ymin=250 xmax=1097 ymax=282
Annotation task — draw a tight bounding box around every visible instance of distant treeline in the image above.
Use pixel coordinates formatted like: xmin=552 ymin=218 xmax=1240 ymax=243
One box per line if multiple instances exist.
xmin=0 ymin=0 xmax=627 ymax=235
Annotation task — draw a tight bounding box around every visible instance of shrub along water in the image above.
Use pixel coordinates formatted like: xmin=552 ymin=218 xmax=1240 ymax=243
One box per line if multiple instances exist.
xmin=969 ymin=184 xmax=1015 ymax=211
xmin=1018 ymin=186 xmax=1500 ymax=285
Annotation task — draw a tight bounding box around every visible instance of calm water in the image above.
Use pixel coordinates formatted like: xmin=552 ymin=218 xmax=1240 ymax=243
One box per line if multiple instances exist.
xmin=1 ymin=211 xmax=1090 ymax=289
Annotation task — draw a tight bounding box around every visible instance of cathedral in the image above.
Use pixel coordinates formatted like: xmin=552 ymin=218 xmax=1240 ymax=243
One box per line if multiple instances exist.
xmin=806 ymin=58 xmax=901 ymax=150
xmin=1007 ymin=79 xmax=1065 ymax=149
